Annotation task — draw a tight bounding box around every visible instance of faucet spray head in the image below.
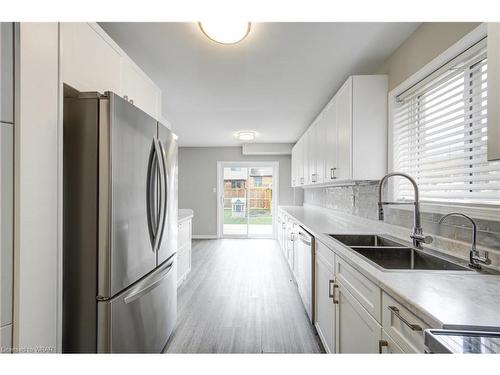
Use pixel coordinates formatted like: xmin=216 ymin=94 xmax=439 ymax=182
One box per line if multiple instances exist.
xmin=378 ymin=202 xmax=384 ymax=221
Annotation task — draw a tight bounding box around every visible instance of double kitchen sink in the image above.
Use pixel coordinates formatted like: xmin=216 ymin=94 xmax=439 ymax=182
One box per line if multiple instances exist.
xmin=329 ymin=234 xmax=471 ymax=272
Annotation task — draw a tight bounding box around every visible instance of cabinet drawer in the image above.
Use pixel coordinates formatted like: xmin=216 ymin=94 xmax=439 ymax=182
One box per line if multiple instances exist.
xmin=178 ymin=220 xmax=191 ymax=249
xmin=382 ymin=292 xmax=430 ymax=353
xmin=316 ymin=240 xmax=334 ymax=270
xmin=335 ymin=255 xmax=381 ymax=323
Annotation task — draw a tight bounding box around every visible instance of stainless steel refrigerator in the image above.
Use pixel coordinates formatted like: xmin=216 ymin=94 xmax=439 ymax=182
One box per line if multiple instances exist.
xmin=63 ymin=87 xmax=178 ymax=353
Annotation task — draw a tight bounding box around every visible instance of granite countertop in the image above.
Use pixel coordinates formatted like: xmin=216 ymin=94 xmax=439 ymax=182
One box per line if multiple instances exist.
xmin=178 ymin=208 xmax=194 ymax=223
xmin=280 ymin=205 xmax=500 ymax=331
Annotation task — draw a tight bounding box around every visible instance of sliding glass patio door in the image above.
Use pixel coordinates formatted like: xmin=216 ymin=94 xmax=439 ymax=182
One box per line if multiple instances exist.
xmin=218 ymin=162 xmax=277 ymax=238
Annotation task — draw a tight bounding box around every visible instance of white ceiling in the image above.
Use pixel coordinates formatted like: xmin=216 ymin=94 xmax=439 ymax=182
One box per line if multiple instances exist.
xmin=100 ymin=22 xmax=420 ymax=147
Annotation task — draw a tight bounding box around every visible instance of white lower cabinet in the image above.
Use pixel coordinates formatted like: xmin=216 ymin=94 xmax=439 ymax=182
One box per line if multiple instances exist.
xmin=286 ymin=219 xmax=295 ymax=270
xmin=335 ymin=281 xmax=382 ymax=353
xmin=177 ymin=218 xmax=192 ymax=287
xmin=314 ymin=246 xmax=336 ymax=353
xmin=312 ymin=245 xmax=432 ymax=353
xmin=379 ymin=330 xmax=405 ymax=354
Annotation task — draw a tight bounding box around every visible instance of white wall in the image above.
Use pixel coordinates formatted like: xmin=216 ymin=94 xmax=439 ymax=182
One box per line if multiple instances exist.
xmin=178 ymin=147 xmax=300 ymax=237
xmin=14 ymin=22 xmax=60 ymax=352
xmin=378 ymin=22 xmax=480 ymax=90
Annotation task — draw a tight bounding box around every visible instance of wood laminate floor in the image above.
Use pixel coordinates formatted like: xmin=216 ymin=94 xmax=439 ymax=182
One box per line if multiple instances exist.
xmin=163 ymin=239 xmax=324 ymax=353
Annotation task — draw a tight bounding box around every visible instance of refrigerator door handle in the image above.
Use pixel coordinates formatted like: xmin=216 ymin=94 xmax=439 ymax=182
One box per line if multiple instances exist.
xmin=123 ymin=260 xmax=174 ymax=304
xmin=152 ymin=138 xmax=167 ymax=253
xmin=146 ymin=141 xmax=157 ymax=249
xmin=155 ymin=140 xmax=169 ymax=251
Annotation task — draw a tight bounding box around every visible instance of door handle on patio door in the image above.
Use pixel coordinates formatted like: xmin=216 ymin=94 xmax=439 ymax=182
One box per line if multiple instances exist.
xmin=152 ymin=138 xmax=167 ymax=253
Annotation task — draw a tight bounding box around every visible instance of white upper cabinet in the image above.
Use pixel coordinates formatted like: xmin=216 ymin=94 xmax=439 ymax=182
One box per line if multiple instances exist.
xmin=291 ymin=75 xmax=387 ymax=187
xmin=350 ymin=75 xmax=388 ymax=180
xmin=335 ymin=78 xmax=353 ymax=181
xmin=323 ymin=97 xmax=338 ymax=182
xmin=61 ymin=23 xmax=162 ymax=120
xmin=121 ymin=60 xmax=161 ymax=120
xmin=314 ymin=114 xmax=326 ymax=184
xmin=61 ymin=23 xmax=122 ymax=95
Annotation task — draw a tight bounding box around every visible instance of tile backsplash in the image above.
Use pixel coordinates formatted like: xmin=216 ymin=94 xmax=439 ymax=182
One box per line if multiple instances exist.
xmin=303 ymin=184 xmax=500 ymax=267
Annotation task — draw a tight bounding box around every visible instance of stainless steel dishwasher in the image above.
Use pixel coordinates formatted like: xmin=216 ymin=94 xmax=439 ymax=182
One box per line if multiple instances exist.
xmin=296 ymin=226 xmax=315 ymax=323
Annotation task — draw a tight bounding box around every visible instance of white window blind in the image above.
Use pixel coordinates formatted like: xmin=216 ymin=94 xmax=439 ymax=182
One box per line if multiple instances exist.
xmin=393 ymin=38 xmax=500 ymax=205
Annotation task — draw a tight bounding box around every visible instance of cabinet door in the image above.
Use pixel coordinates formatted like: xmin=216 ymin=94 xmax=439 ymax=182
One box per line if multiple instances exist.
xmin=335 ymin=281 xmax=381 ymax=353
xmin=302 ymin=130 xmax=311 ymax=185
xmin=379 ymin=331 xmax=405 ymax=354
xmin=315 ymin=117 xmax=326 ymax=184
xmin=61 ymin=23 xmax=122 ymax=95
xmin=335 ymin=78 xmax=353 ymax=180
xmin=291 ymin=146 xmax=297 ymax=187
xmin=286 ymin=221 xmax=294 ymax=267
xmin=315 ymin=253 xmax=335 ymax=353
xmin=324 ymin=98 xmax=338 ymax=182
xmin=297 ymin=140 xmax=305 ymax=186
xmin=0 ymin=23 xmax=13 ymax=123
xmin=121 ymin=60 xmax=160 ymax=120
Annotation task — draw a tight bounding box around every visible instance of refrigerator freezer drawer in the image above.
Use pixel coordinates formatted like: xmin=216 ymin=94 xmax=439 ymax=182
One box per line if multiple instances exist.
xmin=97 ymin=258 xmax=177 ymax=353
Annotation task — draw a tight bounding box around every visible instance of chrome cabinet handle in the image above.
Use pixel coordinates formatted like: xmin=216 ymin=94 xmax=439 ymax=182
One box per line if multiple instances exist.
xmin=388 ymin=306 xmax=423 ymax=331
xmin=378 ymin=340 xmax=388 ymax=354
xmin=329 ymin=281 xmax=339 ymax=304
xmin=328 ymin=280 xmax=335 ymax=298
xmin=330 ymin=167 xmax=337 ymax=179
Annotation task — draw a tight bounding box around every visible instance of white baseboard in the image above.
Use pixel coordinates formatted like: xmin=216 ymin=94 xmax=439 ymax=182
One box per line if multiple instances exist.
xmin=192 ymin=234 xmax=219 ymax=239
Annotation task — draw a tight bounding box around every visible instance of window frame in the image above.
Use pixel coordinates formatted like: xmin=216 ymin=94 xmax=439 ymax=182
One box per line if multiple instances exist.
xmin=387 ymin=23 xmax=500 ymax=221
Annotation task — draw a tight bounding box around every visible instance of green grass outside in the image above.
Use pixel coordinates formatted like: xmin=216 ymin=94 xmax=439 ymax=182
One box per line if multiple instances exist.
xmin=224 ymin=208 xmax=272 ymax=225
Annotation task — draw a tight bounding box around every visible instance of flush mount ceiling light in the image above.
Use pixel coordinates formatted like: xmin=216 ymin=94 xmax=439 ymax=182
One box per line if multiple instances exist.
xmin=234 ymin=130 xmax=256 ymax=141
xmin=199 ymin=22 xmax=251 ymax=45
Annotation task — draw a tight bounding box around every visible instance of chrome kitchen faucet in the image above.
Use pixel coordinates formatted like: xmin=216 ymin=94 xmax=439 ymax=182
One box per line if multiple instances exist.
xmin=439 ymin=212 xmax=491 ymax=269
xmin=377 ymin=172 xmax=433 ymax=249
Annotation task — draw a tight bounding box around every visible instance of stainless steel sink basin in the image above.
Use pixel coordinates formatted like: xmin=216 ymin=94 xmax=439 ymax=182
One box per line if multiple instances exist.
xmin=329 ymin=234 xmax=471 ymax=271
xmin=329 ymin=234 xmax=404 ymax=247
xmin=350 ymin=247 xmax=470 ymax=271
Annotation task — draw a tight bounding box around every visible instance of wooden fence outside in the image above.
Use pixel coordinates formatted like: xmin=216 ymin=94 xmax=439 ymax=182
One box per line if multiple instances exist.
xmin=223 ymin=187 xmax=272 ymax=209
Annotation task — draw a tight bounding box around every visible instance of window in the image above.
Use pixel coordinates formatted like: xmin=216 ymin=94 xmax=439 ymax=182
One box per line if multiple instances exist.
xmin=392 ymin=38 xmax=500 ymax=206
xmin=231 ymin=180 xmax=245 ymax=189
xmin=254 ymin=176 xmax=263 ymax=187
